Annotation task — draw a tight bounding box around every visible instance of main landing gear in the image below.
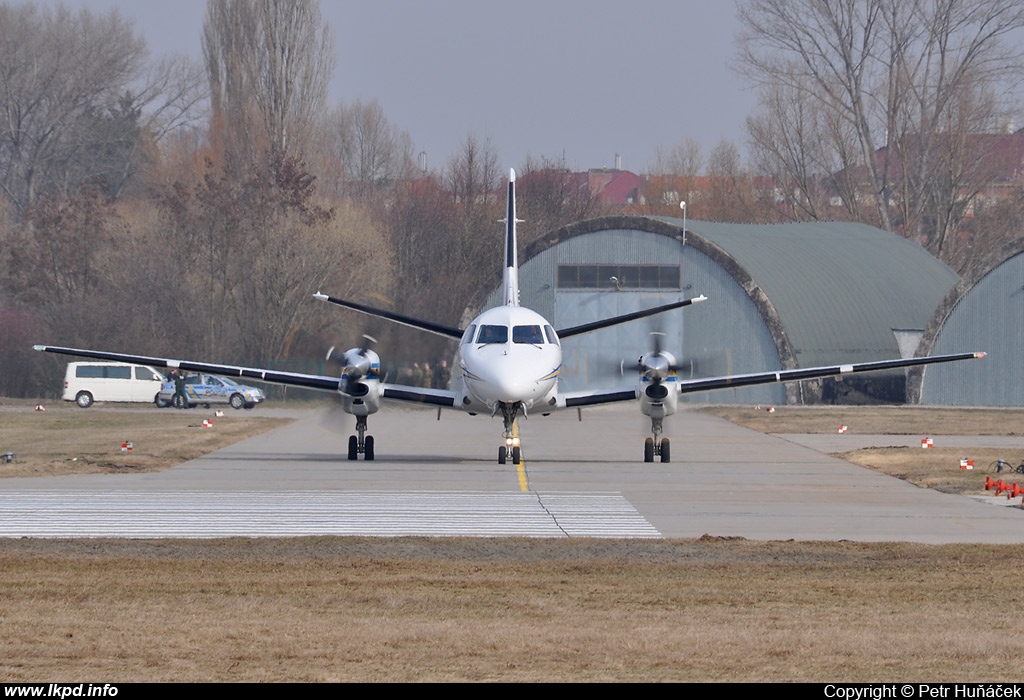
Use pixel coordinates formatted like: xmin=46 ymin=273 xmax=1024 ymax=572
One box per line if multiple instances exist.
xmin=347 ymin=415 xmax=374 ymax=460
xmin=644 ymin=416 xmax=671 ymax=463
xmin=496 ymin=401 xmax=523 ymax=465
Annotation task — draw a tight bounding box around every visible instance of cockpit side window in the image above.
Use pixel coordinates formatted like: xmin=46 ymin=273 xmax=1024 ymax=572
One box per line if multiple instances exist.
xmin=461 ymin=324 xmax=476 ymax=346
xmin=544 ymin=325 xmax=559 ymax=345
xmin=477 ymin=325 xmax=508 ymax=344
xmin=513 ymin=325 xmax=544 ymax=344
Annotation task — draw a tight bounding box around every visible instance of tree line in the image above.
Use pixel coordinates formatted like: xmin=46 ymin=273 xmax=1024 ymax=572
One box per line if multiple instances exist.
xmin=1 ymin=0 xmax=1022 ymax=398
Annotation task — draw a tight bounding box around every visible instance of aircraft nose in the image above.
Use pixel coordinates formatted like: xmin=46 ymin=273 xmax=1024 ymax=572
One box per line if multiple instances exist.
xmin=492 ymin=374 xmax=527 ymax=401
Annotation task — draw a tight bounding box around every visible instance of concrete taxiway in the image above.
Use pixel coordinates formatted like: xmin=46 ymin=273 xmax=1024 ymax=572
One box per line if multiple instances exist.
xmin=2 ymin=404 xmax=1024 ymax=542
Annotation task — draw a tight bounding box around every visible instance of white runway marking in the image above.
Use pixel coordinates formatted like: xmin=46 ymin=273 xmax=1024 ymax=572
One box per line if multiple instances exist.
xmin=0 ymin=491 xmax=661 ymax=538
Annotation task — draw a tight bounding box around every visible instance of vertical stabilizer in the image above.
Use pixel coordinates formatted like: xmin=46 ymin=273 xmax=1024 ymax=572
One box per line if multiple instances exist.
xmin=503 ymin=168 xmax=520 ymax=306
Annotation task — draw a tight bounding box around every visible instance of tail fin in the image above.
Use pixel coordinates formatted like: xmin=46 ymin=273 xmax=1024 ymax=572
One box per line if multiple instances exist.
xmin=503 ymin=168 xmax=520 ymax=306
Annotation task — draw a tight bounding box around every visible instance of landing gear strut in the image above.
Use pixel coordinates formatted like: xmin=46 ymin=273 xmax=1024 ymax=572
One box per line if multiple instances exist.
xmin=497 ymin=401 xmax=523 ymax=465
xmin=347 ymin=415 xmax=375 ymax=461
xmin=644 ymin=416 xmax=670 ymax=463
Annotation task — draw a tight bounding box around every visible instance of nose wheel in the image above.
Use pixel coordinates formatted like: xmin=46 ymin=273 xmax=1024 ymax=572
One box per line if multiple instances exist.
xmin=498 ymin=444 xmax=522 ymax=465
xmin=347 ymin=415 xmax=374 ymax=460
xmin=644 ymin=417 xmax=671 ymax=463
xmin=497 ymin=401 xmax=523 ymax=465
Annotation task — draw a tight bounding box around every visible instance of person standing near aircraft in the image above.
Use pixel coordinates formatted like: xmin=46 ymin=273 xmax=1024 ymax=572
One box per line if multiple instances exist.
xmin=173 ymin=370 xmax=188 ymax=409
xmin=434 ymin=360 xmax=451 ymax=389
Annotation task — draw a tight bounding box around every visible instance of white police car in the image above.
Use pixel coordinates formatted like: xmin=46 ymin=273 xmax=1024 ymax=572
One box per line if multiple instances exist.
xmin=157 ymin=373 xmax=265 ymax=409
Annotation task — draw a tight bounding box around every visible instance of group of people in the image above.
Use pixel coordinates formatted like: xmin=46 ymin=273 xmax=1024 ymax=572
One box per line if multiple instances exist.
xmin=403 ymin=360 xmax=451 ymax=390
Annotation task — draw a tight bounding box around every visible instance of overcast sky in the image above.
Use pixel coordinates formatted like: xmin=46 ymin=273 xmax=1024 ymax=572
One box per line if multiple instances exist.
xmin=49 ymin=0 xmax=756 ymax=172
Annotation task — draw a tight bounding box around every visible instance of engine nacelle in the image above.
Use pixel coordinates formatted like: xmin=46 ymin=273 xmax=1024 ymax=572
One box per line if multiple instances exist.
xmin=331 ymin=344 xmax=383 ymax=417
xmin=342 ymin=379 xmax=370 ymax=397
xmin=342 ymin=347 xmax=376 ymax=379
xmin=645 ymin=383 xmax=669 ymax=400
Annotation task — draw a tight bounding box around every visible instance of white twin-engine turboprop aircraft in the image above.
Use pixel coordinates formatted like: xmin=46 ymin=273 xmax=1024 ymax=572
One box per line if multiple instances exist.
xmin=36 ymin=169 xmax=983 ymax=464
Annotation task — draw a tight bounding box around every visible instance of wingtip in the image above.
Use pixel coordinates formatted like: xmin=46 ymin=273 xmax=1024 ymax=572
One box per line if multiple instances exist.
xmin=313 ymin=291 xmax=328 ymax=301
xmin=509 ymin=168 xmax=516 ymax=182
xmin=32 ymin=344 xmax=45 ymax=352
xmin=975 ymin=351 xmax=987 ymax=359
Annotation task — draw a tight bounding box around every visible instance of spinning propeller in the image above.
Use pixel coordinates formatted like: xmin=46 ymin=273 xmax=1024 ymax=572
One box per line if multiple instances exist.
xmin=325 ymin=334 xmax=378 ymax=396
xmin=619 ymin=332 xmax=682 ymax=392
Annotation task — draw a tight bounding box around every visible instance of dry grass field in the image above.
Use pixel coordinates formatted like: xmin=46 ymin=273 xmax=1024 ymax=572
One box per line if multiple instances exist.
xmin=2 ymin=402 xmax=1023 ymax=682
xmin=705 ymin=405 xmax=1024 ymax=495
xmin=0 ymin=400 xmax=291 ymax=477
xmin=3 ymin=537 xmax=1024 ymax=682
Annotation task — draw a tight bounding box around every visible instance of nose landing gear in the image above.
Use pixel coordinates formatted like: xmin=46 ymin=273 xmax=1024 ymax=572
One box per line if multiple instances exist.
xmin=497 ymin=401 xmax=523 ymax=465
xmin=644 ymin=416 xmax=671 ymax=463
xmin=347 ymin=415 xmax=375 ymax=460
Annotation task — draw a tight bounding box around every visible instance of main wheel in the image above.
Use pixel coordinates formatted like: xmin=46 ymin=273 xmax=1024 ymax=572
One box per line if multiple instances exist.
xmin=643 ymin=437 xmax=654 ymax=463
xmin=364 ymin=435 xmax=375 ymax=461
xmin=511 ymin=446 xmax=521 ymax=465
xmin=660 ymin=438 xmax=671 ymax=463
xmin=498 ymin=445 xmax=507 ymax=465
xmin=155 ymin=394 xmax=170 ymax=408
xmin=229 ymin=393 xmax=245 ymax=410
xmin=347 ymin=435 xmax=358 ymax=460
xmin=75 ymin=391 xmax=94 ymax=408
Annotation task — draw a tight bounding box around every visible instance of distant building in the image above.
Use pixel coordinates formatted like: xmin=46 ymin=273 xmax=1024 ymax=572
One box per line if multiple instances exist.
xmin=472 ymin=216 xmax=957 ymax=405
xmin=912 ymin=242 xmax=1024 ymax=406
xmin=827 ymin=127 xmax=1024 ymax=219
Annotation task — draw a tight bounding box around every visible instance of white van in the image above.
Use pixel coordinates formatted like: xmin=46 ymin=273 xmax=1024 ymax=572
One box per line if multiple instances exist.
xmin=62 ymin=362 xmax=167 ymax=408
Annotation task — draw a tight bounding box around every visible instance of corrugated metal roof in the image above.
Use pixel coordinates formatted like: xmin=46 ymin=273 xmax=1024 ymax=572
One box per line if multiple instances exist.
xmin=915 ymin=249 xmax=1024 ymax=406
xmin=662 ymin=218 xmax=958 ymax=368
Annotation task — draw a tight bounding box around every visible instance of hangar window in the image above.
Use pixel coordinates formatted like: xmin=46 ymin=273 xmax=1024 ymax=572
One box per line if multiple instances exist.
xmin=556 ymin=264 xmax=680 ymax=290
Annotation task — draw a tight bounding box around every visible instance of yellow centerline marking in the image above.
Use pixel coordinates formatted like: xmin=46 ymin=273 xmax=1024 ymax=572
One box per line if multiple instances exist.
xmin=514 ymin=422 xmax=529 ymax=492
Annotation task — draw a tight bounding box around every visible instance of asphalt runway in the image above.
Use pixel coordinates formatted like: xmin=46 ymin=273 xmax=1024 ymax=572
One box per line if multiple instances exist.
xmin=3 ymin=404 xmax=1024 ymax=542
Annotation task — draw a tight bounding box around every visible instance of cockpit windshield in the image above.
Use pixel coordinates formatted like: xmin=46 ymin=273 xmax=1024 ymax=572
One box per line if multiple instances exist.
xmin=477 ymin=325 xmax=508 ymax=344
xmin=512 ymin=325 xmax=544 ymax=344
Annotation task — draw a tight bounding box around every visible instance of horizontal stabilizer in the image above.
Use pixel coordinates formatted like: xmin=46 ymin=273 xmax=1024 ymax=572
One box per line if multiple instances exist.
xmin=557 ymin=295 xmax=707 ymax=339
xmin=314 ymin=292 xmax=463 ymax=339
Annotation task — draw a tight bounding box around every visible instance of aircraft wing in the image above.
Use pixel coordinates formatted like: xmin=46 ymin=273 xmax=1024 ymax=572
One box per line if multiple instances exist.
xmin=675 ymin=351 xmax=985 ymax=394
xmin=380 ymin=383 xmax=458 ymax=408
xmin=560 ymin=387 xmax=639 ymax=407
xmin=33 ymin=345 xmax=343 ymax=393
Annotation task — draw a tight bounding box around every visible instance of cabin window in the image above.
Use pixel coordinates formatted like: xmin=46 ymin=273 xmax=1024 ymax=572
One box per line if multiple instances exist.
xmin=513 ymin=325 xmax=544 ymax=344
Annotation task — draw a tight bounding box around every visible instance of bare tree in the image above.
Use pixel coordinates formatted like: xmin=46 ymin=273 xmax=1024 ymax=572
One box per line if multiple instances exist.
xmin=648 ymin=137 xmax=704 ymax=177
xmin=738 ymin=0 xmax=1024 ymax=258
xmin=641 ymin=138 xmax=706 ymax=217
xmin=3 ymin=186 xmax=127 ymax=346
xmin=203 ymin=0 xmax=334 ymax=166
xmin=445 ymin=132 xmax=502 ymax=210
xmin=747 ymin=70 xmax=869 ymax=222
xmin=517 ymin=155 xmax=607 ymax=243
xmin=321 ymin=98 xmax=415 ymax=199
xmin=0 ymin=4 xmax=146 ymax=213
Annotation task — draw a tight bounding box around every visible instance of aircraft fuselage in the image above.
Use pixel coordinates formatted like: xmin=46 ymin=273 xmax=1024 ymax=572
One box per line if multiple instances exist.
xmin=458 ymin=305 xmax=561 ymax=412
